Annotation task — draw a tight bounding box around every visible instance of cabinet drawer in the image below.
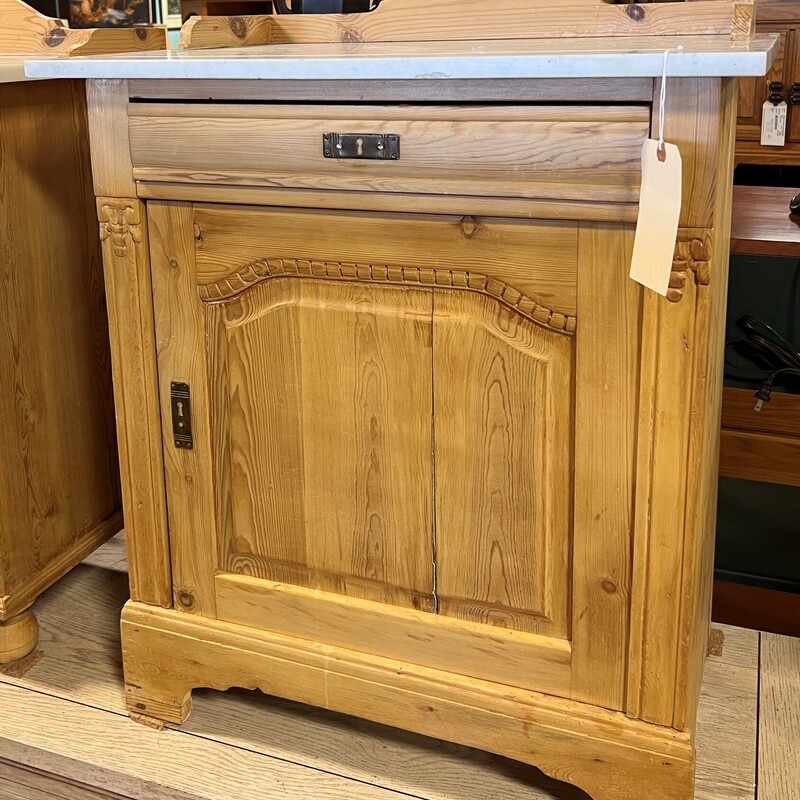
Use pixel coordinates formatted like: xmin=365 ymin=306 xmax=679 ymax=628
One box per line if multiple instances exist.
xmin=129 ymin=103 xmax=650 ymax=203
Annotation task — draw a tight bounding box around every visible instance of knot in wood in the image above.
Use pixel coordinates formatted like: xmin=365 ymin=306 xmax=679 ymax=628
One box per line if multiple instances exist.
xmin=44 ymin=27 xmax=66 ymax=48
xmin=230 ymin=17 xmax=247 ymax=39
xmin=626 ymin=4 xmax=645 ymax=21
xmin=460 ymin=216 xmax=477 ymax=237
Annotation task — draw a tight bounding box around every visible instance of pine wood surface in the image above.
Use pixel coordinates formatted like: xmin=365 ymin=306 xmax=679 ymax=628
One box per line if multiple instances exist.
xmin=175 ymin=0 xmax=752 ymax=50
xmin=192 ymin=205 xmax=579 ymax=317
xmin=88 ymin=77 xmax=739 ymax=800
xmin=0 ymin=0 xmax=166 ymax=57
xmin=128 ymin=103 xmax=649 ymax=204
xmin=0 ymin=558 xmax=786 ymax=800
xmin=0 ymin=80 xmax=120 ymax=613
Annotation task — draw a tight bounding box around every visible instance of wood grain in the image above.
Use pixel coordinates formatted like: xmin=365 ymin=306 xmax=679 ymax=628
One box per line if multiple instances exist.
xmin=96 ymin=197 xmax=172 ymax=609
xmin=209 ymin=278 xmax=435 ymax=610
xmin=148 ymin=201 xmax=218 ymax=616
xmin=0 ymin=79 xmax=121 ymax=625
xmin=730 ymin=186 xmax=800 ymax=256
xmin=758 ymin=633 xmax=800 ymax=800
xmin=176 ymin=0 xmax=743 ymax=49
xmin=215 ymin=574 xmax=572 ymax=698
xmin=0 ymin=613 xmax=38 ymax=665
xmin=432 ymin=291 xmax=572 ymax=638
xmin=674 ymin=78 xmax=738 ymax=734
xmin=571 ymin=223 xmax=640 ymax=712
xmin=0 ymin=0 xmax=165 ymax=57
xmin=122 ymin=602 xmax=697 ymax=800
xmin=139 ymin=181 xmax=639 ymax=225
xmin=88 ymin=81 xmax=137 ymax=199
xmin=129 ymin=104 xmax=648 ymax=204
xmin=0 ymin=561 xmax=765 ymax=800
xmin=722 ymin=386 xmax=800 ymax=437
xmin=193 ymin=204 xmax=579 ymax=320
xmin=719 ymin=429 xmax=800 ymax=486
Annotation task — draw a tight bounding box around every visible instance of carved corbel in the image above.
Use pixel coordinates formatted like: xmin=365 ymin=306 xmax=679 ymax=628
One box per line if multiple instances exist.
xmin=98 ymin=200 xmax=143 ymax=259
xmin=667 ymin=234 xmax=712 ymax=303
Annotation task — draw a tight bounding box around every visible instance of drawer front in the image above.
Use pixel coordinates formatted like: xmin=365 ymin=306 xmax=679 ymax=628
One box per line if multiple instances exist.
xmin=129 ymin=103 xmax=650 ymax=203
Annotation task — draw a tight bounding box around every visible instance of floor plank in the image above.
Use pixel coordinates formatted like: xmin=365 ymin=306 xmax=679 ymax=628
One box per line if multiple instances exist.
xmin=0 ymin=560 xmax=768 ymax=800
xmin=759 ymin=633 xmax=800 ymax=800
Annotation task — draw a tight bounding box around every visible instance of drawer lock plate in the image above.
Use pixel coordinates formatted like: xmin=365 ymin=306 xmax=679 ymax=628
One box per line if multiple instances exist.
xmin=323 ymin=132 xmax=399 ymax=160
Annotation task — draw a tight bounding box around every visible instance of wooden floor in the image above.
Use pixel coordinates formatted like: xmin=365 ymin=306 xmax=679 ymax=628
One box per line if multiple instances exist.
xmin=0 ymin=536 xmax=797 ymax=800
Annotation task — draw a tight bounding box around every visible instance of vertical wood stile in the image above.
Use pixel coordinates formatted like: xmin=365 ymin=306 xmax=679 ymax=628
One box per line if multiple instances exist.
xmin=673 ymin=77 xmax=738 ymax=732
xmin=148 ymin=201 xmax=218 ymax=617
xmin=628 ymin=78 xmax=728 ymax=729
xmin=96 ymin=196 xmax=172 ymax=608
xmin=571 ymin=222 xmax=640 ymax=710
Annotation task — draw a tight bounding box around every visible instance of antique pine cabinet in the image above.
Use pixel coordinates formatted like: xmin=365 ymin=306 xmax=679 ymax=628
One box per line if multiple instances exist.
xmin=0 ymin=0 xmax=166 ymax=664
xmin=25 ymin=29 xmax=774 ymax=800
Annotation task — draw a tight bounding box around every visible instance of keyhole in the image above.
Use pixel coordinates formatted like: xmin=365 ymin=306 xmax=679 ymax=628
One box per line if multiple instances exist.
xmin=177 ymin=401 xmax=184 ymax=427
xmin=356 ymin=137 xmax=364 ymax=156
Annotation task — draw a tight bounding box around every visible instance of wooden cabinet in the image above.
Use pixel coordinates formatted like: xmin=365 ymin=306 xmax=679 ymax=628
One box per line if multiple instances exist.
xmin=88 ymin=76 xmax=737 ymax=800
xmin=736 ymin=2 xmax=800 ymax=164
xmin=0 ymin=79 xmax=121 ymax=664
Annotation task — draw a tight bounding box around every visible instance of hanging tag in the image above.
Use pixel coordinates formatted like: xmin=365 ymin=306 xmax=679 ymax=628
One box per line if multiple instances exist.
xmin=630 ymin=139 xmax=683 ymax=296
xmin=761 ymin=101 xmax=787 ymax=146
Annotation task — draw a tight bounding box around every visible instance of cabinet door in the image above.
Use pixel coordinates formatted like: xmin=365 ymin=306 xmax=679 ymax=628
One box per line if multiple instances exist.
xmin=737 ymin=28 xmax=788 ymax=139
xmin=149 ymin=201 xmax=638 ymax=709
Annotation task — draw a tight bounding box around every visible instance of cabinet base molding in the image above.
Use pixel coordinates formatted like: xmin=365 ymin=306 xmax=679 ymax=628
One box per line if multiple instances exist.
xmin=0 ymin=611 xmax=39 ymax=665
xmin=121 ymin=602 xmax=696 ymax=800
xmin=0 ymin=512 xmax=124 ymax=622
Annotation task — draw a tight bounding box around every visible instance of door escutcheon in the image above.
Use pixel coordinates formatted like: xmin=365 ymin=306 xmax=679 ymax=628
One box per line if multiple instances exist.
xmin=170 ymin=381 xmax=193 ymax=449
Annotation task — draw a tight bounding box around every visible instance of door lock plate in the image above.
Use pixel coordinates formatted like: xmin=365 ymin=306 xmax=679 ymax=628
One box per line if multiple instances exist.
xmin=170 ymin=382 xmax=193 ymax=449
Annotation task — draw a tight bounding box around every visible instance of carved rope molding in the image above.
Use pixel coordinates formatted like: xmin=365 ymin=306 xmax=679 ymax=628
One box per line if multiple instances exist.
xmin=98 ymin=201 xmax=143 ymax=259
xmin=198 ymin=258 xmax=577 ymax=335
xmin=667 ymin=235 xmax=712 ymax=303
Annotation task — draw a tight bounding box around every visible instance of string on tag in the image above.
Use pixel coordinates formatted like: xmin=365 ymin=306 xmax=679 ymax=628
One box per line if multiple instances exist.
xmin=658 ymin=45 xmax=684 ymax=162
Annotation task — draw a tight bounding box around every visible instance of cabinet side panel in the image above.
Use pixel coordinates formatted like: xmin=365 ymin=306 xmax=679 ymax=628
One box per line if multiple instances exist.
xmin=571 ymin=223 xmax=641 ymax=711
xmin=674 ymin=77 xmax=738 ymax=732
xmin=629 ymin=78 xmax=729 ymax=728
xmin=0 ymin=79 xmax=120 ymax=606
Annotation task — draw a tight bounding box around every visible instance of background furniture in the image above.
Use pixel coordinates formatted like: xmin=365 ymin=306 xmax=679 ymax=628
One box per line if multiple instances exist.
xmin=0 ymin=0 xmax=165 ymax=664
xmin=713 ymin=184 xmax=800 ymax=636
xmin=27 ymin=3 xmax=773 ymax=799
xmin=737 ymin=0 xmax=800 ymax=165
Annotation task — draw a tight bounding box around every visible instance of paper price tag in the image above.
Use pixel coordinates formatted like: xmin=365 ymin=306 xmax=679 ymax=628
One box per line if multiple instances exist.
xmin=761 ymin=101 xmax=787 ymax=146
xmin=630 ymin=139 xmax=683 ymax=296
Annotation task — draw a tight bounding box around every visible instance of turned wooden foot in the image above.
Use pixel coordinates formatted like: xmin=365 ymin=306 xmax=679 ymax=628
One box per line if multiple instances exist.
xmin=0 ymin=610 xmax=39 ymax=664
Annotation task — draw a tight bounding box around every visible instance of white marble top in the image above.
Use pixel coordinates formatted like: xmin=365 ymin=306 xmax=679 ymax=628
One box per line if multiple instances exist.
xmin=23 ymin=34 xmax=777 ymax=81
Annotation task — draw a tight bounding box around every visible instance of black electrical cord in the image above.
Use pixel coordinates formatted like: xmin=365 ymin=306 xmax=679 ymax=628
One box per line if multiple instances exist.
xmin=724 ymin=315 xmax=800 ymax=411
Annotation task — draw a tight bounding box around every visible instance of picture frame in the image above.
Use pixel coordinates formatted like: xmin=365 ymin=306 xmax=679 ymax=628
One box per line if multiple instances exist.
xmin=159 ymin=0 xmax=181 ymax=28
xmin=68 ymin=0 xmax=155 ymax=28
